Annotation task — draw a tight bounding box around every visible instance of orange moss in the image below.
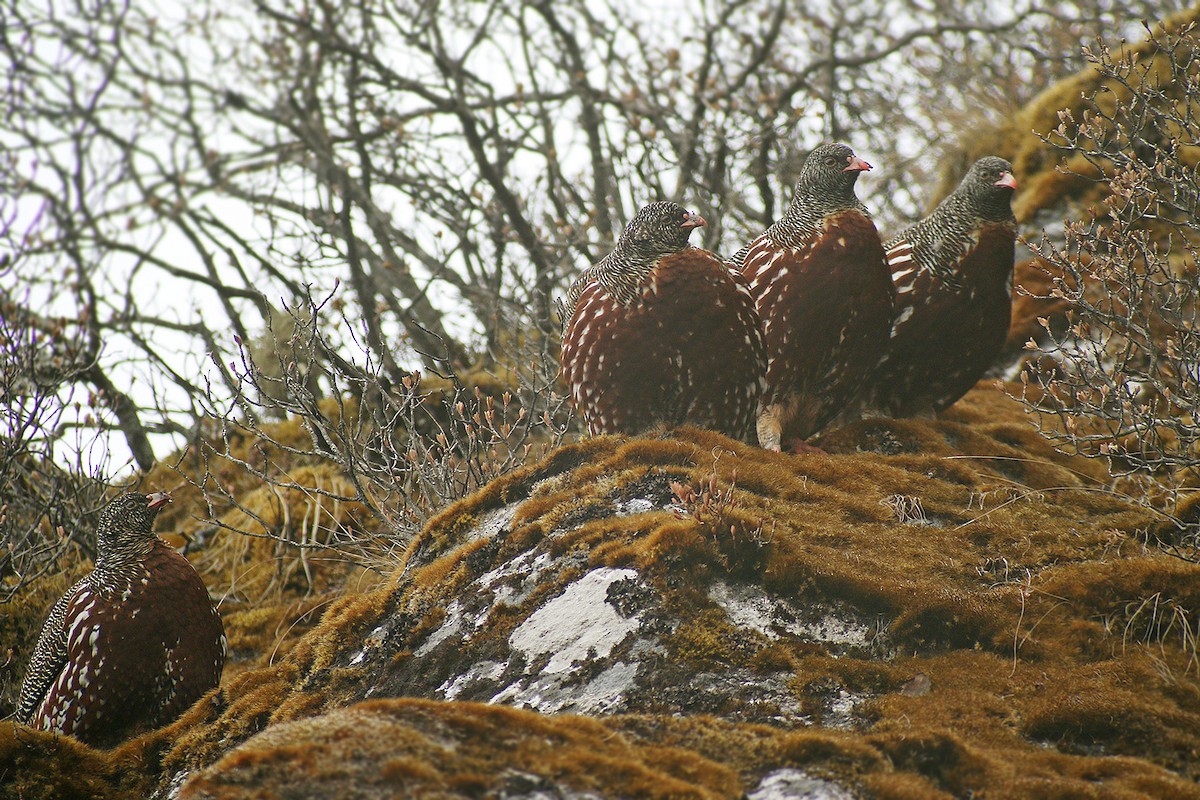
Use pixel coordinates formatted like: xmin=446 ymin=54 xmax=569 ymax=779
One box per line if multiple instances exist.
xmin=0 ymin=727 xmax=147 ymax=800
xmin=6 ymin=384 xmax=1200 ymax=797
xmin=296 ymin=589 xmax=394 ymax=677
xmin=669 ymin=608 xmax=763 ymax=668
xmin=941 ymin=6 xmax=1200 ymax=225
xmin=177 ymin=700 xmax=742 ymax=799
xmin=407 ymin=535 xmax=495 ymax=597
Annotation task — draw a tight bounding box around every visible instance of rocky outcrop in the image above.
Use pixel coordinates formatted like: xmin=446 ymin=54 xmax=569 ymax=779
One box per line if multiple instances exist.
xmin=5 ymin=385 xmax=1197 ymax=799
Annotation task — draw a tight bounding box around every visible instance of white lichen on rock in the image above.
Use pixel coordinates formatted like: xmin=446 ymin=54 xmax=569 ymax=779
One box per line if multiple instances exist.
xmin=507 ymin=567 xmax=642 ymax=673
xmin=708 ymin=580 xmax=885 ymax=655
xmin=748 ymin=768 xmax=856 ymax=800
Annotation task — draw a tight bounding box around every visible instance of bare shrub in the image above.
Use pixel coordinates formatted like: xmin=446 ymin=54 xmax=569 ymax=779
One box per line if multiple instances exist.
xmin=170 ymin=291 xmax=573 ymax=585
xmin=0 ymin=0 xmax=1183 ymax=468
xmin=1019 ymin=22 xmax=1200 ymax=519
xmin=0 ymin=292 xmax=110 ymax=604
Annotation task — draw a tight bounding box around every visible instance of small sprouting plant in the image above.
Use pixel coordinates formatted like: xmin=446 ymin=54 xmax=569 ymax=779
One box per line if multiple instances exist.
xmin=881 ymin=494 xmax=929 ymax=526
xmin=670 ymin=470 xmax=739 ymax=527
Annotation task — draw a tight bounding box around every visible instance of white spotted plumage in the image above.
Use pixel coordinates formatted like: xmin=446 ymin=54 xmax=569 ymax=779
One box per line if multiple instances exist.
xmin=560 ymin=202 xmax=766 ymax=440
xmin=731 ymin=143 xmax=895 ymax=449
xmin=17 ymin=492 xmax=225 ymax=746
xmin=865 ymin=156 xmax=1018 ymax=417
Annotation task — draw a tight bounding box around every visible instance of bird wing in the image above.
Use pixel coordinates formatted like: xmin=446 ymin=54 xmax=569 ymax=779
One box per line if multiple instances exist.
xmin=724 ymin=245 xmax=751 ymax=272
xmin=884 ymin=238 xmax=921 ymax=341
xmin=15 ymin=577 xmax=87 ymax=724
xmin=560 ymin=262 xmax=602 ymax=333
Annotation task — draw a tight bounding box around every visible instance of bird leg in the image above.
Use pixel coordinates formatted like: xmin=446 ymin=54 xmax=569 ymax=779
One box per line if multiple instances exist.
xmin=756 ymin=404 xmax=784 ymax=452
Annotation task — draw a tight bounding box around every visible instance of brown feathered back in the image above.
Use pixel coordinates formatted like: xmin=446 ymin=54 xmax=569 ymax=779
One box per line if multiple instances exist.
xmin=736 ymin=143 xmax=894 ymax=449
xmin=17 ymin=492 xmax=226 ymax=747
xmin=560 ymin=202 xmax=766 ymax=441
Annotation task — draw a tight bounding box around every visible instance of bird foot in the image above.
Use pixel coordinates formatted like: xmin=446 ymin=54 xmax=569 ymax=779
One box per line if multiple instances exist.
xmin=784 ymin=438 xmax=828 ymax=455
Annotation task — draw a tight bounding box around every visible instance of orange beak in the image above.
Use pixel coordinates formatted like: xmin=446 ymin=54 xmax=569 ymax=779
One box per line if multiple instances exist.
xmin=844 ymin=155 xmax=872 ymax=172
xmin=994 ymin=172 xmax=1017 ymax=189
xmin=147 ymin=491 xmax=173 ymax=510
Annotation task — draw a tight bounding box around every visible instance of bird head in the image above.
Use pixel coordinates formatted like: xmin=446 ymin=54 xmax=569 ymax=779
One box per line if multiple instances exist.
xmin=798 ymin=142 xmax=872 ymax=196
xmin=620 ymin=201 xmax=706 ymax=258
xmin=961 ymin=156 xmax=1017 ymax=221
xmin=96 ymin=491 xmax=172 ymax=559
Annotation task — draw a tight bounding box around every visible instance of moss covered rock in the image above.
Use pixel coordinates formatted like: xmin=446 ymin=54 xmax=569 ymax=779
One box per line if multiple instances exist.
xmin=5 ymin=386 xmax=1197 ymax=800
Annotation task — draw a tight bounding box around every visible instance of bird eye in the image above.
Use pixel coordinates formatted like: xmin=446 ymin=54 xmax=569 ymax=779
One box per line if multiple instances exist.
xmin=825 ymin=156 xmax=837 ymax=165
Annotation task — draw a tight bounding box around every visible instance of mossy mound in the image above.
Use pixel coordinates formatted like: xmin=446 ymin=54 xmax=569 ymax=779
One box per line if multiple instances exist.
xmin=0 ymin=726 xmax=147 ymax=800
xmin=171 ymin=699 xmax=1200 ymax=800
xmin=6 ymin=385 xmax=1196 ymax=799
xmin=937 ymin=6 xmax=1200 ymax=224
xmin=175 ymin=700 xmax=747 ymax=800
